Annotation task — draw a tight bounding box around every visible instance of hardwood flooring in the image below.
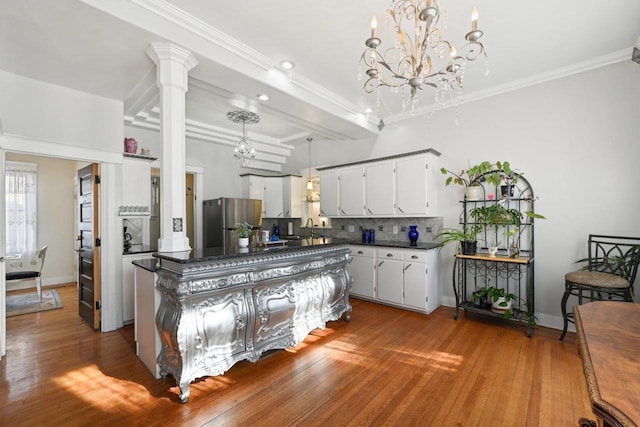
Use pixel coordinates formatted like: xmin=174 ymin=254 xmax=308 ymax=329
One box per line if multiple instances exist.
xmin=1 ymin=284 xmax=593 ymax=426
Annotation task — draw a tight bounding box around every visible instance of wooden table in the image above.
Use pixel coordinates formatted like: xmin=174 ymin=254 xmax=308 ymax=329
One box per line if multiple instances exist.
xmin=574 ymin=301 xmax=640 ymax=427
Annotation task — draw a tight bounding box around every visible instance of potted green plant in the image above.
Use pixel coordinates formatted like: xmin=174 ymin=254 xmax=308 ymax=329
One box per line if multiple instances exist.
xmin=436 ymin=222 xmax=483 ymax=255
xmin=472 ymin=286 xmax=517 ymax=318
xmin=441 ymin=161 xmax=520 ymax=200
xmin=234 ymin=222 xmax=253 ymax=248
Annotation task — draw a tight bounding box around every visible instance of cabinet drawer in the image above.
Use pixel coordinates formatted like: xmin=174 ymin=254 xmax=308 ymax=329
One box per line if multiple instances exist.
xmin=376 ymin=248 xmax=404 ymax=260
xmin=403 ymin=250 xmax=426 ymax=263
xmin=350 ymin=245 xmax=376 ymax=258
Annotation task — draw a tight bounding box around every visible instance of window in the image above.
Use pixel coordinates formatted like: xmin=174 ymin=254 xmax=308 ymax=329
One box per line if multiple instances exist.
xmin=5 ymin=161 xmax=37 ymax=257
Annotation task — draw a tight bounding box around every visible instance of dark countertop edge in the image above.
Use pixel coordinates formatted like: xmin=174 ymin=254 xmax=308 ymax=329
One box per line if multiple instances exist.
xmin=123 ymin=245 xmax=157 ymax=256
xmin=348 ymin=240 xmax=440 ymax=250
xmin=132 ymin=258 xmax=160 ymax=272
xmin=153 ymin=240 xmax=351 ymax=264
xmin=316 ymin=148 xmax=441 ymax=171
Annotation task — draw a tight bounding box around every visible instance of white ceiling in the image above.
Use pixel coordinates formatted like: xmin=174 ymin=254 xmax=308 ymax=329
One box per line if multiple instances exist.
xmin=1 ymin=0 xmax=639 ymax=171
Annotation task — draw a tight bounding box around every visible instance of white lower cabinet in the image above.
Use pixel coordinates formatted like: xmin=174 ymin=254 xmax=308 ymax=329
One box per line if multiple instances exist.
xmin=375 ymin=248 xmax=404 ymax=305
xmin=123 ymin=253 xmax=155 ymax=324
xmin=349 ymin=246 xmax=376 ymax=298
xmin=349 ymin=245 xmax=440 ymax=314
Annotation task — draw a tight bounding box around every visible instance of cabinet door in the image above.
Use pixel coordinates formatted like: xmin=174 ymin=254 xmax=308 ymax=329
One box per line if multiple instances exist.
xmin=376 ymin=250 xmax=404 ymax=304
xmin=403 ymin=261 xmax=426 ymax=311
xmin=365 ymin=161 xmax=395 ymax=216
xmin=319 ymin=170 xmax=339 ymax=217
xmin=339 ymin=166 xmax=364 ymax=216
xmin=395 ymin=156 xmax=428 ymax=216
xmin=264 ymin=177 xmax=283 ymax=218
xmin=349 ymin=251 xmax=376 ymax=298
xmin=122 ymin=158 xmax=151 ymax=208
xmin=243 ymin=175 xmax=266 ymax=216
xmin=283 ymin=176 xmax=302 ymax=218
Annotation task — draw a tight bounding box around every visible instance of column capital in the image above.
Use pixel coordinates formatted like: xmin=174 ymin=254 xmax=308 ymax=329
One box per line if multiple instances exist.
xmin=146 ymin=43 xmax=198 ymax=71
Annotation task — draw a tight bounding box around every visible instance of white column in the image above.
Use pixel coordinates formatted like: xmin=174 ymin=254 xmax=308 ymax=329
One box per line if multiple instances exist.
xmin=146 ymin=43 xmax=198 ymax=253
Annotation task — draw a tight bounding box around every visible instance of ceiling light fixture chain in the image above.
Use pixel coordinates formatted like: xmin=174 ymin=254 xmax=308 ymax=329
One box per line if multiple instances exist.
xmin=227 ymin=110 xmax=260 ymax=167
xmin=360 ymin=0 xmax=487 ymax=120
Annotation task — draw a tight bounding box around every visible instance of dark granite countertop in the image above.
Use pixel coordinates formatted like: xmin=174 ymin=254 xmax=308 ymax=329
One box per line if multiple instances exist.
xmin=132 ymin=258 xmax=160 ymax=272
xmin=348 ymin=240 xmax=440 ymax=250
xmin=153 ymin=237 xmax=349 ymax=264
xmin=123 ymin=245 xmax=157 ymax=255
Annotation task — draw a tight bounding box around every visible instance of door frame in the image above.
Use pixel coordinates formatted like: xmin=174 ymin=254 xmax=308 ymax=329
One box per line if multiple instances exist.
xmin=0 ymin=134 xmax=122 ymax=357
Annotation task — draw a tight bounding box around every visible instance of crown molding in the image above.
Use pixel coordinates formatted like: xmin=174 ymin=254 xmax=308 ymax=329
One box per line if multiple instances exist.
xmin=384 ymin=48 xmax=632 ymax=125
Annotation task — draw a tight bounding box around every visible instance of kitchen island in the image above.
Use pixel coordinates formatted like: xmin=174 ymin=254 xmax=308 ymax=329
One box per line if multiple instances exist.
xmin=136 ymin=238 xmax=351 ymax=403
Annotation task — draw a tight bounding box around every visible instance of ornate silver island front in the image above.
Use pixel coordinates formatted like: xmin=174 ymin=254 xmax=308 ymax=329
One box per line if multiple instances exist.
xmin=151 ymin=240 xmax=352 ymax=403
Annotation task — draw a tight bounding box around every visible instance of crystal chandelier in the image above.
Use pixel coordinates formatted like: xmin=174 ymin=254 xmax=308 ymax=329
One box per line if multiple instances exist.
xmin=227 ymin=110 xmax=260 ymax=167
xmin=360 ymin=0 xmax=487 ymax=114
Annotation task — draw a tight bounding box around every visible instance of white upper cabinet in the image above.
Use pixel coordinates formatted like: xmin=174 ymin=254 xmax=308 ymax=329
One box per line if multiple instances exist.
xmin=364 ymin=161 xmax=395 ymax=216
xmin=338 ymin=166 xmax=365 ymax=216
xmin=241 ymin=175 xmax=266 ymax=216
xmin=318 ymin=149 xmax=440 ymax=218
xmin=282 ymin=175 xmax=302 ymax=218
xmin=242 ymin=174 xmax=302 ymax=219
xmin=264 ymin=177 xmax=284 ymax=218
xmin=122 ymin=157 xmax=151 ymax=209
xmin=319 ymin=170 xmax=339 ymax=217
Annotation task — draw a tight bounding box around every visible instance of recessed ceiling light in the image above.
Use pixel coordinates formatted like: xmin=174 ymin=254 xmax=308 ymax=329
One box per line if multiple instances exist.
xmin=364 ymin=107 xmax=373 ymax=113
xmin=279 ymin=60 xmax=295 ymax=70
xmin=256 ymin=93 xmax=270 ymax=101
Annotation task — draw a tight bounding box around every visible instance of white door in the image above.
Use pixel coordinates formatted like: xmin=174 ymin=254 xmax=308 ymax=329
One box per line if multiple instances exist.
xmin=365 ymin=161 xmax=395 ymax=216
xmin=319 ymin=170 xmax=339 ymax=217
xmin=403 ymin=262 xmax=426 ymax=311
xmin=339 ymin=167 xmax=364 ymax=216
xmin=0 ymin=149 xmax=6 ymax=357
xmin=349 ymin=252 xmax=376 ymax=298
xmin=376 ymin=258 xmax=403 ymax=304
xmin=396 ymin=156 xmax=428 ymax=215
xmin=264 ymin=177 xmax=283 ymax=218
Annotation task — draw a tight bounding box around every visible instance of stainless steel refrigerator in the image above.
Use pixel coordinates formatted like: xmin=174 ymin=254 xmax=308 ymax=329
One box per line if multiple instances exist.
xmin=203 ymin=198 xmax=262 ymax=249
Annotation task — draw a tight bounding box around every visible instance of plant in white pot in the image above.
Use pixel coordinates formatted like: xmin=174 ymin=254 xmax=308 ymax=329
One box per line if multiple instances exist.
xmin=234 ymin=222 xmax=253 ymax=248
xmin=441 ymin=161 xmax=520 ymax=201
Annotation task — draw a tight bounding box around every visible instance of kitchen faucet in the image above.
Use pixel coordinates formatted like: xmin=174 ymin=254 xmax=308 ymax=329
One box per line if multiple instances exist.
xmin=305 ymin=218 xmax=316 ymax=237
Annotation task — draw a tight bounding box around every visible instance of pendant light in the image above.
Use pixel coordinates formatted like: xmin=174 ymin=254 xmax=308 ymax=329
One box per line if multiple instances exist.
xmin=306 ymin=137 xmax=313 ymax=190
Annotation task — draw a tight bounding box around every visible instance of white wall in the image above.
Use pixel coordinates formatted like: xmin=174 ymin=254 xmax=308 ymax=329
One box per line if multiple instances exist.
xmin=0 ymin=70 xmax=122 ymax=152
xmin=286 ymin=60 xmax=640 ymax=330
xmin=4 ymin=154 xmax=77 ymax=288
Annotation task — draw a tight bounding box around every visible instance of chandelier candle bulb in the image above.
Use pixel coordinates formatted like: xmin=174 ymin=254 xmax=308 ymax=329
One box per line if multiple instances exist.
xmin=471 ymin=7 xmax=478 ymax=31
xmin=371 ymin=16 xmax=377 ymax=38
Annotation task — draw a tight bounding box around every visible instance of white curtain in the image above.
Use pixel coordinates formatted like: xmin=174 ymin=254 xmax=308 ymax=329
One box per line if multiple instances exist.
xmin=5 ymin=161 xmax=37 ymax=257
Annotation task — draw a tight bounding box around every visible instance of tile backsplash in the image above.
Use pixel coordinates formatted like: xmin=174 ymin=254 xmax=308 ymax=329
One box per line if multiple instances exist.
xmin=264 ymin=217 xmax=443 ymax=245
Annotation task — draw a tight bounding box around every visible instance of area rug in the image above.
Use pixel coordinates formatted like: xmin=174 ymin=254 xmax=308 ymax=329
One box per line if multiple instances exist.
xmin=6 ymin=290 xmax=63 ymax=317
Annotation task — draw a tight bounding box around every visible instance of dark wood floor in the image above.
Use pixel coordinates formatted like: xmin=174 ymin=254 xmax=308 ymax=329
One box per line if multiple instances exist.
xmin=1 ymin=284 xmax=593 ymax=426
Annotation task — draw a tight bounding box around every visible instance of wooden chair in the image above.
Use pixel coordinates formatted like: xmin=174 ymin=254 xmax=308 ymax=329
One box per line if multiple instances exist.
xmin=559 ymin=235 xmax=640 ymax=341
xmin=6 ymin=245 xmax=48 ymax=301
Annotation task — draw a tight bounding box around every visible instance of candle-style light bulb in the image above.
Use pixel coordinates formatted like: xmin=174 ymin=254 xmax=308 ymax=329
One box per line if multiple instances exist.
xmin=371 ymin=16 xmax=377 ymax=38
xmin=471 ymin=7 xmax=478 ymax=31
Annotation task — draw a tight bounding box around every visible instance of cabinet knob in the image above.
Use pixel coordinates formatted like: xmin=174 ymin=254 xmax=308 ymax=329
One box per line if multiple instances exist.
xmin=386 ymin=253 xmax=393 ymax=257
xmin=357 ymin=250 xmax=364 ymax=255
xmin=411 ymin=255 xmax=418 ymax=259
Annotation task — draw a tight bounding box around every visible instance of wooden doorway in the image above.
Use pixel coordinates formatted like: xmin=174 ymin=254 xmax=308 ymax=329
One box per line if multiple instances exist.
xmin=77 ymin=164 xmax=101 ymax=329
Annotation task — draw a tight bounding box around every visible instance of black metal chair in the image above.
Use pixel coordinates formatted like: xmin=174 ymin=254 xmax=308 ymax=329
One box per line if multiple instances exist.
xmin=6 ymin=245 xmax=48 ymax=301
xmin=559 ymin=235 xmax=640 ymax=341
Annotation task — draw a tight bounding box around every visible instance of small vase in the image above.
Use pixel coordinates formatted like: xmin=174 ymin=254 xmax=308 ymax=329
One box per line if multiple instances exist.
xmin=238 ymin=237 xmax=249 ymax=248
xmin=408 ymin=225 xmax=419 ymax=246
xmin=124 ymin=137 xmax=138 ymax=154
